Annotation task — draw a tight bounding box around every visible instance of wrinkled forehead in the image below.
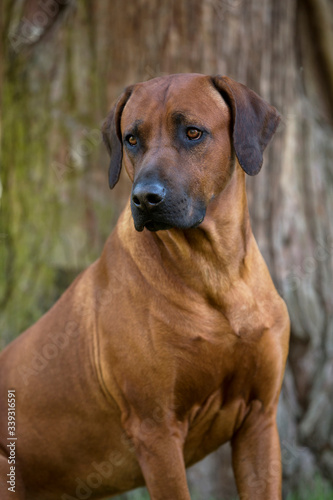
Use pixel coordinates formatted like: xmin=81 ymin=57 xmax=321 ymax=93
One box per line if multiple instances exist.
xmin=121 ymin=74 xmax=229 ymax=132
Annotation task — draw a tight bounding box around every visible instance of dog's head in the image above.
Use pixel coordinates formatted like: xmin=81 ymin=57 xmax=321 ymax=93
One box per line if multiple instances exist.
xmin=102 ymin=74 xmax=280 ymax=232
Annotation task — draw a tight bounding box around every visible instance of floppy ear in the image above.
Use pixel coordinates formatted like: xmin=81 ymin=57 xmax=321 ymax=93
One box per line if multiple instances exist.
xmin=211 ymin=76 xmax=280 ymax=175
xmin=102 ymin=86 xmax=133 ymax=189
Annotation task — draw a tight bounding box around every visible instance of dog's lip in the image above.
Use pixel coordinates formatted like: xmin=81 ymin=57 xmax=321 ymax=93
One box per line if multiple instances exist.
xmin=144 ymin=220 xmax=174 ymax=232
xmin=191 ymin=215 xmax=204 ymax=228
xmin=134 ymin=215 xmax=205 ymax=233
xmin=144 ymin=221 xmax=157 ymax=231
xmin=134 ymin=220 xmax=146 ymax=232
xmin=133 ymin=219 xmax=171 ymax=232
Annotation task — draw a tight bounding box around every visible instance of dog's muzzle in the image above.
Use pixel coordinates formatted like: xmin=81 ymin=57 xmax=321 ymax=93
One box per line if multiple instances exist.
xmin=130 ymin=180 xmax=205 ymax=232
xmin=131 ymin=181 xmax=169 ymax=231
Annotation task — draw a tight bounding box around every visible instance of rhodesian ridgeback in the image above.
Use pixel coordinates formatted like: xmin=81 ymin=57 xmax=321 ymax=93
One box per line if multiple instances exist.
xmin=0 ymin=73 xmax=289 ymax=500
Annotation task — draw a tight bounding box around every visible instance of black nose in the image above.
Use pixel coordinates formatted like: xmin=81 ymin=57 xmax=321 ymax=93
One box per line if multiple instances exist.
xmin=132 ymin=182 xmax=166 ymax=211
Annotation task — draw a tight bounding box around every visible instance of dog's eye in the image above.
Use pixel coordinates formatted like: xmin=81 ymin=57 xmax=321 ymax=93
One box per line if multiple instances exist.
xmin=186 ymin=128 xmax=202 ymax=140
xmin=127 ymin=135 xmax=137 ymax=146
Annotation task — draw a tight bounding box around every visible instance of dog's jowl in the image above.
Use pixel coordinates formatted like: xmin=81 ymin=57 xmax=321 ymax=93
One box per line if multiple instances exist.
xmin=0 ymin=74 xmax=289 ymax=500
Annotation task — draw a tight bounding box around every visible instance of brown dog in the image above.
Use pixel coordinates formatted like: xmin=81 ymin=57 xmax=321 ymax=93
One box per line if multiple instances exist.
xmin=0 ymin=74 xmax=289 ymax=500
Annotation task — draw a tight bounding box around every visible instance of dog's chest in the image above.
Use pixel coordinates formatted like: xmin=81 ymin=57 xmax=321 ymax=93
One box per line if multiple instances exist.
xmin=172 ymin=337 xmax=253 ymax=467
xmin=161 ymin=307 xmax=270 ymax=451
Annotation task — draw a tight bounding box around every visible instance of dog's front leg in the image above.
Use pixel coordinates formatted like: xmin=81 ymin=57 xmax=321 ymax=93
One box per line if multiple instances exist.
xmin=124 ymin=414 xmax=191 ymax=500
xmin=231 ymin=401 xmax=282 ymax=500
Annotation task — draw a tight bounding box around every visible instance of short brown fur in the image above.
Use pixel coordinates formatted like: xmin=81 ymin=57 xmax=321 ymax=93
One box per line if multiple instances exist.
xmin=0 ymin=74 xmax=289 ymax=500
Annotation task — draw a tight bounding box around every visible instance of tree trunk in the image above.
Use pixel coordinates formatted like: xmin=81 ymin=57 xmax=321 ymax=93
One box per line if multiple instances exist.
xmin=1 ymin=0 xmax=333 ymax=497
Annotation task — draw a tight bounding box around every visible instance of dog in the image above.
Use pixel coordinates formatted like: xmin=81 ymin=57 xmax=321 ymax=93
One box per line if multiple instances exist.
xmin=0 ymin=73 xmax=289 ymax=500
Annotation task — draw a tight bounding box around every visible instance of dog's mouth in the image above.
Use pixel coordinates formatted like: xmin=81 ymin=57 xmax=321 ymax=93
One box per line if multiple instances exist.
xmin=141 ymin=220 xmax=174 ymax=232
xmin=134 ymin=215 xmax=205 ymax=232
xmin=130 ymin=185 xmax=206 ymax=232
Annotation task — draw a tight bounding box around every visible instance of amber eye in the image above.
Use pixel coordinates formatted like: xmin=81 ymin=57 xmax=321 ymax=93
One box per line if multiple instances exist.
xmin=127 ymin=135 xmax=137 ymax=146
xmin=186 ymin=128 xmax=202 ymax=140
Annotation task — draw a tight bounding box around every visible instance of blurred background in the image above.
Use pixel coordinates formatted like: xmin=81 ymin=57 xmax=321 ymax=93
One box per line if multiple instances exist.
xmin=1 ymin=0 xmax=333 ymax=498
